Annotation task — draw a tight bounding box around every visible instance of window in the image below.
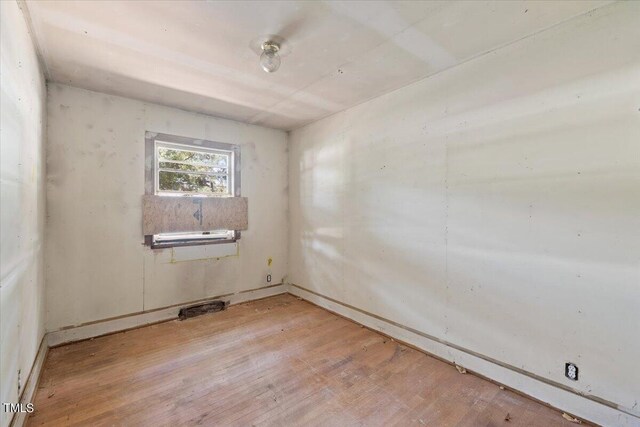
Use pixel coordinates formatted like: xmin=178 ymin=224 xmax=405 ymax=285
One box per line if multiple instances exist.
xmin=145 ymin=132 xmax=241 ymax=248
xmin=156 ymin=141 xmax=232 ymax=197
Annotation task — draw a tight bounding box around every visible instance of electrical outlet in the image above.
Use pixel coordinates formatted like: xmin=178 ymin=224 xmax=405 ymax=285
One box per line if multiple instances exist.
xmin=565 ymin=363 xmax=578 ymax=381
xmin=266 ymin=274 xmax=272 ymax=283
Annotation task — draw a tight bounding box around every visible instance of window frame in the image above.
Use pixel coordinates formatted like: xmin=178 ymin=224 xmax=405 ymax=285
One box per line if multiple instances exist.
xmin=155 ymin=141 xmax=234 ymax=197
xmin=144 ymin=131 xmax=241 ymax=248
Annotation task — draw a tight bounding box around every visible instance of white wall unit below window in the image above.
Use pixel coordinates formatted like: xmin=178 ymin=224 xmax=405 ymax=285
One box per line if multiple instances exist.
xmin=171 ymin=242 xmax=238 ymax=262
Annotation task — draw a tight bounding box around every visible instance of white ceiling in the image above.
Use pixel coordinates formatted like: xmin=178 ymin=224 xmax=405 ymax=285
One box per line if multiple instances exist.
xmin=25 ymin=0 xmax=611 ymax=130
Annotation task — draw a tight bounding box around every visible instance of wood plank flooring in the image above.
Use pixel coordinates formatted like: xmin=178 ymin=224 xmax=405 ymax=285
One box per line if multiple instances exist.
xmin=27 ymin=294 xmax=585 ymax=426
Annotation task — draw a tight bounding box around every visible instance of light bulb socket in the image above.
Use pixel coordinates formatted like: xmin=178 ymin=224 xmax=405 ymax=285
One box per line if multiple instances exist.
xmin=261 ymin=41 xmax=280 ymax=54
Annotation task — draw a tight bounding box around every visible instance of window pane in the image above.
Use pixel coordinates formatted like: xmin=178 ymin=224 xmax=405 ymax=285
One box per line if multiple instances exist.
xmin=159 ymin=171 xmax=228 ymax=194
xmin=159 ymin=161 xmax=227 ymax=174
xmin=158 ymin=148 xmax=228 ymax=167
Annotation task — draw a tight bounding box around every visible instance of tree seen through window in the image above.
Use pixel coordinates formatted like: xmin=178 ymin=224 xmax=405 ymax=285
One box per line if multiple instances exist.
xmin=157 ymin=146 xmax=230 ymax=195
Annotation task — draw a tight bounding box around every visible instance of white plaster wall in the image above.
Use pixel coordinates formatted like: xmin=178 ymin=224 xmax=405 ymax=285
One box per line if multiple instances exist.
xmin=0 ymin=2 xmax=47 ymax=426
xmin=46 ymin=84 xmax=288 ymax=330
xmin=289 ymin=1 xmax=640 ymax=420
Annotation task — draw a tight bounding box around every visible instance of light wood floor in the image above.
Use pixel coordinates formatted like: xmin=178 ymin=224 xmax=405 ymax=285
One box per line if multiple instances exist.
xmin=28 ymin=294 xmax=584 ymax=426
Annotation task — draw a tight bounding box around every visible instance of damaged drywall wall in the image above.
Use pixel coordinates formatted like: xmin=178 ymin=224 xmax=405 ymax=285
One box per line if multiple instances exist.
xmin=45 ymin=84 xmax=288 ymax=330
xmin=0 ymin=2 xmax=47 ymax=427
xmin=288 ymin=1 xmax=640 ymax=424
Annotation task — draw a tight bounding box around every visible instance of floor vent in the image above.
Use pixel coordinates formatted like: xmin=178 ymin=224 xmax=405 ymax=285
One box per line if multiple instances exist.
xmin=178 ymin=300 xmax=228 ymax=320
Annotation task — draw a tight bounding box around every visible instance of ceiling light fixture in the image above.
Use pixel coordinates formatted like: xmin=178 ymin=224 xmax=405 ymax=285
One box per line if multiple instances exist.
xmin=260 ymin=41 xmax=281 ymax=73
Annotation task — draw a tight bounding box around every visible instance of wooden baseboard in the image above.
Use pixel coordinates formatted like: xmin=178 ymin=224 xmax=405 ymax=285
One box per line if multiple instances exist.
xmin=288 ymin=284 xmax=638 ymax=427
xmin=9 ymin=336 xmax=48 ymax=427
xmin=47 ymin=284 xmax=287 ymax=347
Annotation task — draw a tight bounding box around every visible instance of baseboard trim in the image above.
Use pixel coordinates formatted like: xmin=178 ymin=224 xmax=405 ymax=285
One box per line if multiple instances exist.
xmin=289 ymin=283 xmax=638 ymax=427
xmin=10 ymin=336 xmax=48 ymax=427
xmin=47 ymin=284 xmax=287 ymax=347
